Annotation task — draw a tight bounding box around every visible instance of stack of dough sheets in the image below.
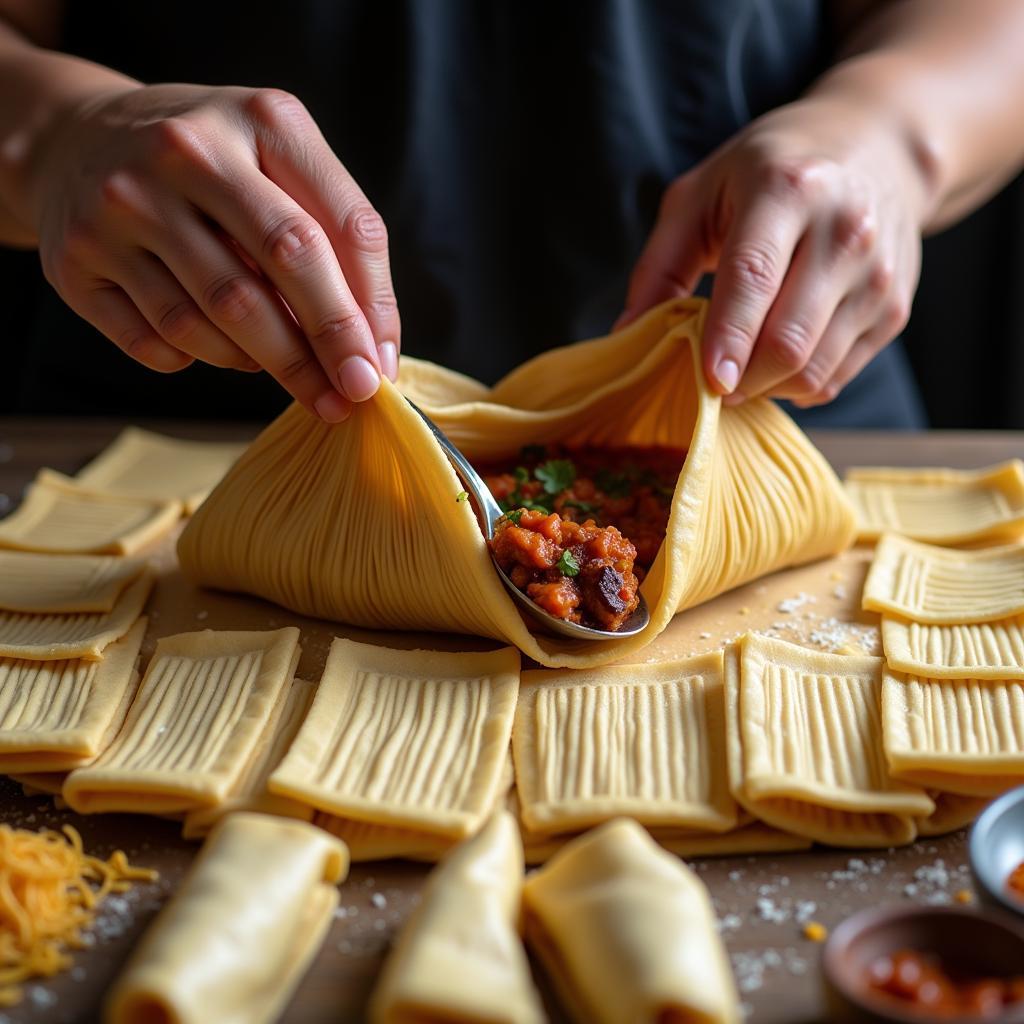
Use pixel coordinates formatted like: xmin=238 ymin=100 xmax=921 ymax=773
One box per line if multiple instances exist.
xmin=64 ymin=627 xmax=300 ymax=814
xmin=522 ymin=818 xmax=741 ymax=1024
xmin=868 ymin=534 xmax=1024 ymax=801
xmin=845 ymin=460 xmax=1024 ymax=545
xmin=511 ymin=653 xmax=809 ymax=861
xmin=369 ymin=811 xmax=544 ymax=1024
xmin=269 ymin=639 xmax=519 ymax=855
xmin=106 ymin=812 xmax=348 ymax=1024
xmin=725 ymin=633 xmax=933 ymax=847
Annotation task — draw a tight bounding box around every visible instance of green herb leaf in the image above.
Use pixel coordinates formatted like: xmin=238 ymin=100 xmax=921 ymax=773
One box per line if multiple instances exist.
xmin=594 ymin=469 xmax=632 ymax=499
xmin=557 ymin=549 xmax=580 ymax=577
xmin=520 ymin=497 xmax=551 ymax=514
xmin=563 ymin=499 xmax=599 ymax=516
xmin=513 ymin=466 xmax=530 ymax=485
xmin=520 ymin=444 xmax=547 ymax=463
xmin=455 ymin=490 xmax=469 ymax=503
xmin=535 ymin=459 xmax=576 ymax=495
xmin=504 ymin=508 xmax=525 ymax=526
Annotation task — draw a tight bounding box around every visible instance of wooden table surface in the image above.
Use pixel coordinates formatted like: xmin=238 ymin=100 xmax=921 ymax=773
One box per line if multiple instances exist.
xmin=0 ymin=418 xmax=1021 ymax=1024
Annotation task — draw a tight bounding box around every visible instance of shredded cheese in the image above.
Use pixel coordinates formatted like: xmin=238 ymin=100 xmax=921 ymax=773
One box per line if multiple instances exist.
xmin=0 ymin=823 xmax=157 ymax=1005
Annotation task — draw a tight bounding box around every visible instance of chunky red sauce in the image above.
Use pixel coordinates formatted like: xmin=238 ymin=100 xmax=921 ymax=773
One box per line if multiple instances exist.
xmin=866 ymin=949 xmax=1024 ymax=1019
xmin=478 ymin=445 xmax=685 ymax=631
xmin=1007 ymin=860 xmax=1024 ymax=899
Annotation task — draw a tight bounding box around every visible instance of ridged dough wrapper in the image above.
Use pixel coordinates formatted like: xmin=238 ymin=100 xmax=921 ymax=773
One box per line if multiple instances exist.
xmin=846 ymin=461 xmax=1024 ymax=545
xmin=179 ymin=298 xmax=855 ymax=669
xmin=369 ymin=811 xmax=544 ymax=1024
xmin=864 ymin=535 xmax=1024 ymax=624
xmin=269 ymin=639 xmax=519 ymax=837
xmin=916 ymin=791 xmax=988 ymax=838
xmin=882 ymin=615 xmax=1024 ymax=680
xmin=76 ymin=426 xmax=246 ymax=514
xmin=0 ymin=551 xmax=146 ymax=613
xmin=105 ymin=812 xmax=348 ymax=1024
xmin=64 ymin=627 xmax=300 ymax=814
xmin=0 ymin=617 xmax=145 ymax=772
xmin=513 ymin=652 xmax=736 ymax=836
xmin=523 ymin=817 xmax=740 ymax=1024
xmin=725 ymin=636 xmax=932 ymax=847
xmin=0 ymin=570 xmax=153 ymax=661
xmin=182 ymin=677 xmax=316 ymax=840
xmin=0 ymin=470 xmax=180 ymax=554
xmin=883 ymin=672 xmax=1024 ymax=796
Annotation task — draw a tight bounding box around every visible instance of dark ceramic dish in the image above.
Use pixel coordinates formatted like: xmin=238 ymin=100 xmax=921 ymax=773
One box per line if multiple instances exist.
xmin=971 ymin=785 xmax=1024 ymax=918
xmin=822 ymin=904 xmax=1024 ymax=1023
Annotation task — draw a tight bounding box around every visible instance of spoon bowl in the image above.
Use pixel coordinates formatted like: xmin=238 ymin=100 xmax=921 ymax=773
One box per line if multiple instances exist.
xmin=409 ymin=402 xmax=651 ymax=640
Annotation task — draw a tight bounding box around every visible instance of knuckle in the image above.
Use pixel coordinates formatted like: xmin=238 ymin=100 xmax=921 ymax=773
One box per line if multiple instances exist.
xmin=276 ymin=351 xmax=317 ymax=384
xmin=832 ymin=205 xmax=876 ymax=256
xmin=264 ymin=215 xmax=328 ymax=273
xmin=309 ymin=311 xmax=367 ymax=349
xmin=341 ymin=205 xmax=388 ymax=253
xmin=762 ymin=156 xmax=822 ymax=200
xmin=203 ymin=274 xmax=262 ymax=324
xmin=246 ymin=88 xmax=310 ymax=128
xmin=867 ymin=260 xmax=895 ymax=297
xmin=363 ymin=295 xmax=399 ymax=323
xmin=97 ymin=171 xmax=141 ymax=212
xmin=152 ymin=117 xmax=206 ymax=164
xmin=156 ymin=298 xmax=203 ymax=344
xmin=883 ymin=297 xmax=910 ymax=334
xmin=62 ymin=220 xmax=101 ymax=263
xmin=724 ymin=242 xmax=780 ymax=296
xmin=767 ymin=319 xmax=814 ymax=372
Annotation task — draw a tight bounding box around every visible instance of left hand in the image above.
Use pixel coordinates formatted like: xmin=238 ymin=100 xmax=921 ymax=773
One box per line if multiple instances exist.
xmin=618 ymin=96 xmax=929 ymax=407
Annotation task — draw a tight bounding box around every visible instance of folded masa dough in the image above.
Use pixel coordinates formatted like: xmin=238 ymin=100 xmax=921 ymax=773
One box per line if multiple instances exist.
xmin=864 ymin=534 xmax=1024 ymax=624
xmin=522 ymin=817 xmax=741 ymax=1024
xmin=178 ymin=297 xmax=856 ymax=669
xmin=269 ymin=639 xmax=519 ymax=838
xmin=845 ymin=461 xmax=1024 ymax=545
xmin=725 ymin=634 xmax=934 ymax=847
xmin=882 ymin=615 xmax=1024 ymax=680
xmin=105 ymin=812 xmax=348 ymax=1024
xmin=513 ymin=652 xmax=737 ymax=837
xmin=64 ymin=627 xmax=300 ymax=814
xmin=0 ymin=617 xmax=145 ymax=773
xmin=369 ymin=811 xmax=544 ymax=1024
xmin=882 ymin=672 xmax=1024 ymax=797
xmin=0 ymin=470 xmax=181 ymax=555
xmin=76 ymin=426 xmax=248 ymax=514
xmin=0 ymin=551 xmax=147 ymax=614
xmin=0 ymin=569 xmax=154 ymax=661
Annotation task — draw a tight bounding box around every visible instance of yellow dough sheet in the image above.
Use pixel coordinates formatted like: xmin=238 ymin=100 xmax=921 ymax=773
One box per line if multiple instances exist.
xmin=0 ymin=569 xmax=153 ymax=662
xmin=181 ymin=677 xmax=316 ymax=840
xmin=883 ymin=672 xmax=1024 ymax=797
xmin=845 ymin=460 xmax=1024 ymax=545
xmin=369 ymin=812 xmax=544 ymax=1024
xmin=0 ymin=617 xmax=145 ymax=773
xmin=882 ymin=615 xmax=1024 ymax=680
xmin=269 ymin=639 xmax=519 ymax=838
xmin=513 ymin=652 xmax=737 ymax=837
xmin=523 ymin=818 xmax=741 ymax=1024
xmin=106 ymin=812 xmax=348 ymax=1024
xmin=12 ymin=771 xmax=67 ymax=796
xmin=179 ymin=297 xmax=856 ymax=670
xmin=64 ymin=627 xmax=300 ymax=814
xmin=916 ymin=791 xmax=989 ymax=838
xmin=0 ymin=550 xmax=147 ymax=614
xmin=0 ymin=470 xmax=181 ymax=555
xmin=75 ymin=426 xmax=248 ymax=514
xmin=726 ymin=635 xmax=933 ymax=847
xmin=864 ymin=534 xmax=1024 ymax=625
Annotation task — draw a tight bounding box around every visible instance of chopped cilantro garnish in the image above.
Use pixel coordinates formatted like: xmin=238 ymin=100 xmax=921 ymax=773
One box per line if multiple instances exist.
xmin=513 ymin=466 xmax=530 ymax=484
xmin=563 ymin=499 xmax=599 ymax=516
xmin=520 ymin=444 xmax=547 ymax=463
xmin=557 ymin=549 xmax=580 ymax=577
xmin=594 ymin=468 xmax=632 ymax=499
xmin=535 ymin=459 xmax=576 ymax=495
xmin=504 ymin=508 xmax=525 ymax=526
xmin=455 ymin=490 xmax=469 ymax=503
xmin=520 ymin=497 xmax=551 ymax=513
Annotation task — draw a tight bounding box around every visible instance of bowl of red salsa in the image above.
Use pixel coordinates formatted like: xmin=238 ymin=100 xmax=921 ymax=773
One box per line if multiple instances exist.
xmin=971 ymin=786 xmax=1024 ymax=921
xmin=823 ymin=905 xmax=1024 ymax=1022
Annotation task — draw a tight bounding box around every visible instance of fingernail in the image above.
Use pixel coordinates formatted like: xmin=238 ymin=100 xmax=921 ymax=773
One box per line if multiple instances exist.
xmin=378 ymin=341 xmax=399 ymax=382
xmin=338 ymin=356 xmax=380 ymax=402
xmin=714 ymin=357 xmax=741 ymax=394
xmin=314 ymin=391 xmax=351 ymax=423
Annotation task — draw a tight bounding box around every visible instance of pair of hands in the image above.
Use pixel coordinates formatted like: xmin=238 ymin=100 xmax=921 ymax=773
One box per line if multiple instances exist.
xmin=32 ymin=83 xmax=924 ymax=417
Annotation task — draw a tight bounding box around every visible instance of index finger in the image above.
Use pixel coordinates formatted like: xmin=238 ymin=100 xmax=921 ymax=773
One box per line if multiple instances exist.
xmin=702 ymin=194 xmax=806 ymax=398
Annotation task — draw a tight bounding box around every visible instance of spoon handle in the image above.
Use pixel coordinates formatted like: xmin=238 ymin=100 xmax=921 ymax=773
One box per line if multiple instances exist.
xmin=407 ymin=401 xmax=504 ymax=539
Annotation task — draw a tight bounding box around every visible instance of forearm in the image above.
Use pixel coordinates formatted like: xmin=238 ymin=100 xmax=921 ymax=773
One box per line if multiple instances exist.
xmin=0 ymin=19 xmax=138 ymax=246
xmin=813 ymin=0 xmax=1024 ymax=234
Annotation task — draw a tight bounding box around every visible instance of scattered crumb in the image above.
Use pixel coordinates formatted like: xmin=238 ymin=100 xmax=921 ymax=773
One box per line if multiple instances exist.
xmin=738 ymin=606 xmax=750 ymax=616
xmin=832 ymin=585 xmax=848 ymax=600
xmin=803 ymin=921 xmax=828 ymax=943
xmin=954 ymin=888 xmax=973 ymax=904
xmin=699 ymin=631 xmax=712 ymax=640
xmin=195 ymin=610 xmax=209 ymax=621
xmin=371 ymin=892 xmax=388 ymax=909
xmin=778 ymin=592 xmax=816 ymax=614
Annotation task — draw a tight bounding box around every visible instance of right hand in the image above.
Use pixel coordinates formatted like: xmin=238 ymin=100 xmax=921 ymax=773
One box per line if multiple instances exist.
xmin=31 ymin=83 xmax=400 ymax=422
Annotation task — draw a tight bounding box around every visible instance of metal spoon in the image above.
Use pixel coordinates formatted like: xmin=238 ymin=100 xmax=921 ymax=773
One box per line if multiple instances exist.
xmin=409 ymin=402 xmax=651 ymax=640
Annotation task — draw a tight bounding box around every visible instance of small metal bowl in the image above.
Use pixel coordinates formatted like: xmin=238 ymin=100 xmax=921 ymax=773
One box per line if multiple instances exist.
xmin=822 ymin=904 xmax=1024 ymax=1023
xmin=971 ymin=785 xmax=1024 ymax=917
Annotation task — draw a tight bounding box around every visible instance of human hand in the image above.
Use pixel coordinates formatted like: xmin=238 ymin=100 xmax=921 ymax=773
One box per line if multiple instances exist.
xmin=620 ymin=96 xmax=929 ymax=407
xmin=31 ymin=83 xmax=399 ymax=422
